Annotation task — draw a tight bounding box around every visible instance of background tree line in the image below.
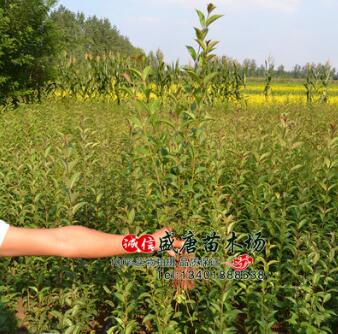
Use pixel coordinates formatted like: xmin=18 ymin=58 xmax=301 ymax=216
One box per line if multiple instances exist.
xmin=240 ymin=58 xmax=337 ymax=80
xmin=50 ymin=5 xmax=143 ymax=58
xmin=0 ymin=0 xmax=336 ymax=105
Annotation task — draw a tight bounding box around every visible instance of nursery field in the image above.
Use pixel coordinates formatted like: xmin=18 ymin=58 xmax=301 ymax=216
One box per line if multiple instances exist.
xmin=0 ymin=98 xmax=337 ymax=333
xmin=0 ymin=3 xmax=337 ymax=334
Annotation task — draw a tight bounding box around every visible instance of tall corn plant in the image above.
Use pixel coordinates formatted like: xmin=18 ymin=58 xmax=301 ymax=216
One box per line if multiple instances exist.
xmin=318 ymin=62 xmax=332 ymax=103
xmin=263 ymin=57 xmax=274 ymax=99
xmin=304 ymin=63 xmax=333 ymax=104
xmin=304 ymin=64 xmax=319 ymax=103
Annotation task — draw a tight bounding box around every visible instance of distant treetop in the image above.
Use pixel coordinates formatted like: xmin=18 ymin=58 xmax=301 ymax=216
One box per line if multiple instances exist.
xmin=50 ymin=5 xmax=144 ymax=58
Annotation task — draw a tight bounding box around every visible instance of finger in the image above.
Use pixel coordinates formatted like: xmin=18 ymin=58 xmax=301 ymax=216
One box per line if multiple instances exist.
xmin=167 ymin=249 xmax=176 ymax=257
xmin=172 ymin=238 xmax=184 ymax=249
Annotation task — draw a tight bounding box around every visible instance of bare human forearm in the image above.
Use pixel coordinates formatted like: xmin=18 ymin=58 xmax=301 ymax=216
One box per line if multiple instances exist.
xmin=54 ymin=226 xmax=132 ymax=258
xmin=0 ymin=225 xmax=183 ymax=258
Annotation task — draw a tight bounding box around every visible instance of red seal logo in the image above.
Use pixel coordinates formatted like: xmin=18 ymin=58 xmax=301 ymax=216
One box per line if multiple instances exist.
xmin=137 ymin=234 xmax=156 ymax=253
xmin=122 ymin=234 xmax=156 ymax=253
xmin=224 ymin=254 xmax=254 ymax=271
xmin=122 ymin=234 xmax=138 ymax=253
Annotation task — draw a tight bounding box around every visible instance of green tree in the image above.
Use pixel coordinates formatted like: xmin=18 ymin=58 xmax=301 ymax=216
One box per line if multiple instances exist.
xmin=50 ymin=6 xmax=143 ymax=57
xmin=48 ymin=5 xmax=85 ymax=56
xmin=0 ymin=0 xmax=58 ymax=105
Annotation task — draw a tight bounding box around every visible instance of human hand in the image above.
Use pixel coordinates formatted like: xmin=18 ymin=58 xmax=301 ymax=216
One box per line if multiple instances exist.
xmin=151 ymin=226 xmax=184 ymax=257
xmin=151 ymin=227 xmax=196 ymax=290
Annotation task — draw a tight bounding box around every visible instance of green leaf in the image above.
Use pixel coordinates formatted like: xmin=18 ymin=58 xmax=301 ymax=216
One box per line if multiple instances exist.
xmin=125 ymin=322 xmax=137 ymax=334
xmin=194 ymin=27 xmax=206 ymax=41
xmin=68 ymin=159 xmax=79 ymax=172
xmin=195 ymin=38 xmax=207 ymax=51
xmin=196 ymin=9 xmax=206 ymax=27
xmin=291 ymin=164 xmax=303 ymax=171
xmin=185 ymin=69 xmax=200 ymax=81
xmin=49 ymin=310 xmax=63 ymax=319
xmin=142 ymin=66 xmax=152 ymax=81
xmin=135 ymin=100 xmax=149 ymax=113
xmin=70 ymin=172 xmax=81 ymax=189
xmin=159 ymin=119 xmax=176 ymax=130
xmin=206 ymin=40 xmax=219 ymax=50
xmin=127 ymin=115 xmax=143 ymax=129
xmin=128 ymin=208 xmax=135 ymax=223
xmin=186 ymin=45 xmax=197 ymax=62
xmin=65 ymin=326 xmax=77 ymax=334
xmin=182 ymin=110 xmax=196 ymax=121
xmin=206 ymin=14 xmax=223 ymax=27
xmin=129 ymin=68 xmax=143 ymax=80
xmin=195 ymin=166 xmax=207 ymax=174
xmin=103 ymin=285 xmax=111 ymax=294
xmin=114 ymin=292 xmax=124 ymax=303
xmin=203 ymin=72 xmax=218 ymax=85
xmin=143 ymin=314 xmax=155 ymax=323
xmin=72 ymin=202 xmax=86 ymax=215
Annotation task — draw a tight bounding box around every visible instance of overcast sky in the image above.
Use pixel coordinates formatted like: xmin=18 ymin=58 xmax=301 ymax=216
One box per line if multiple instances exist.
xmin=57 ymin=0 xmax=338 ymax=70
